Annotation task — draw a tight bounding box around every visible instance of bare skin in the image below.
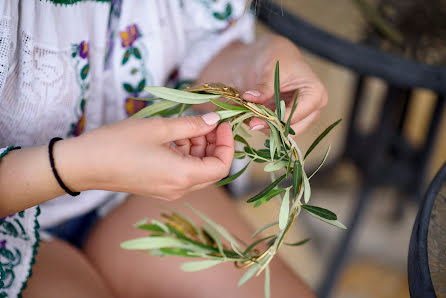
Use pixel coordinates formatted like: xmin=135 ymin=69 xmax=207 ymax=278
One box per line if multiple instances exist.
xmin=2 ymin=33 xmax=326 ymax=297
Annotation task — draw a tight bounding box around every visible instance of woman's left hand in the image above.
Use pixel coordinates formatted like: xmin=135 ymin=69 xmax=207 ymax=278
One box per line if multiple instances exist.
xmin=198 ymin=33 xmax=328 ymax=136
xmin=240 ymin=34 xmax=328 ymax=135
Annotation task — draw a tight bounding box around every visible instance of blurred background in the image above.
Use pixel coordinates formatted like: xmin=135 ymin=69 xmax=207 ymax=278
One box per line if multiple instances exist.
xmin=229 ymin=1 xmax=446 ymax=297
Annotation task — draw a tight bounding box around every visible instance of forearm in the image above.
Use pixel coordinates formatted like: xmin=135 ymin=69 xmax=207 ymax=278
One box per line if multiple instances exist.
xmin=0 ymin=138 xmax=86 ymax=217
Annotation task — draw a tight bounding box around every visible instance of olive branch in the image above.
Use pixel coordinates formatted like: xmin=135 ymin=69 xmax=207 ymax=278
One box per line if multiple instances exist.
xmin=121 ymin=62 xmax=345 ymax=298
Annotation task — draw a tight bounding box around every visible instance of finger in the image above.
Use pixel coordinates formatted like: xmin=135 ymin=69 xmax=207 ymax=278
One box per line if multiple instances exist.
xmin=174 ymin=139 xmax=191 ymax=155
xmin=248 ymin=117 xmax=268 ymax=131
xmin=161 ymin=112 xmax=220 ymax=142
xmin=287 ymin=86 xmax=327 ymax=126
xmin=190 ymin=136 xmax=207 ymax=157
xmin=185 ymin=122 xmax=234 ymax=183
xmin=206 ymin=143 xmax=216 ymax=156
xmin=290 ymin=110 xmax=320 ymax=136
xmin=241 ymin=81 xmax=274 ymax=104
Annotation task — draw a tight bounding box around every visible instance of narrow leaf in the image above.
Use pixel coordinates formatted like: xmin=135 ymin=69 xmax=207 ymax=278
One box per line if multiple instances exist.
xmin=244 ymin=235 xmax=276 ymax=255
xmin=292 ymin=161 xmax=302 ymax=199
xmin=120 ymin=237 xmax=185 ymax=250
xmin=309 ymin=145 xmax=331 ymax=179
xmin=305 ymin=212 xmax=347 ymax=229
xmin=284 ymin=238 xmax=311 ymax=247
xmin=274 ymin=61 xmax=281 ymax=120
xmin=264 ymin=161 xmax=287 ymax=172
xmin=301 ymin=205 xmax=337 ymax=220
xmin=234 ymin=151 xmax=246 ymax=159
xmin=247 ymin=174 xmax=286 ymax=203
xmin=131 ymin=100 xmax=178 ymax=118
xmin=303 ymin=169 xmax=311 ymax=204
xmin=305 ymin=119 xmax=342 ymax=159
xmin=216 ymin=162 xmax=250 ymax=186
xmin=202 ymin=223 xmax=225 ymax=258
xmin=251 ymin=221 xmax=278 ymax=239
xmin=252 ymin=188 xmax=286 ymax=207
xmin=144 ymin=86 xmax=220 ymax=104
xmin=181 ymin=260 xmax=223 ymax=272
xmin=264 ymin=265 xmax=271 ymax=298
xmin=234 ymin=134 xmax=250 ymax=148
xmin=216 ymin=110 xmax=245 ymax=120
xmin=187 ymin=204 xmax=241 ymax=249
xmin=269 ymin=130 xmax=276 ymax=160
xmin=210 ymin=99 xmax=248 ymax=111
xmin=279 ymin=188 xmax=290 ymax=230
xmin=280 ymin=100 xmax=286 ymax=122
xmin=159 ymin=247 xmax=200 ymax=257
xmin=238 ymin=262 xmax=261 ymax=286
xmin=285 ymin=90 xmax=299 ymax=137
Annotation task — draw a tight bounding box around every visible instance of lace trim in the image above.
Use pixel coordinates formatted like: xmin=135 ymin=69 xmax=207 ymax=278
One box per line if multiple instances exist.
xmin=0 ymin=146 xmax=21 ymax=160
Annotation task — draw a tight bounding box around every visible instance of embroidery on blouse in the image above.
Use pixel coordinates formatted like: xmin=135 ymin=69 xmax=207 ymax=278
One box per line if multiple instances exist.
xmin=68 ymin=41 xmax=90 ymax=137
xmin=196 ymin=0 xmax=236 ymax=30
xmin=0 ymin=240 xmax=22 ymax=292
xmin=119 ymin=24 xmax=153 ymax=116
xmin=0 ymin=212 xmax=29 ymax=241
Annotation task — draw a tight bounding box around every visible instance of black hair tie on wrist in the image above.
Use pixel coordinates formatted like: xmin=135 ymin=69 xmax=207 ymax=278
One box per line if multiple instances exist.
xmin=48 ymin=137 xmax=80 ymax=197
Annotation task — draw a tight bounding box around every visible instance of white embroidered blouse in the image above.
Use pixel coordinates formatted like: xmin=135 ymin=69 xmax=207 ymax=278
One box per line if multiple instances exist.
xmin=0 ymin=0 xmax=254 ymax=295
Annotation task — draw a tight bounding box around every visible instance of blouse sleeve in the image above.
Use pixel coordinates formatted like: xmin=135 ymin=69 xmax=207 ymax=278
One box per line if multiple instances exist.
xmin=178 ymin=0 xmax=255 ymax=81
xmin=0 ymin=146 xmax=41 ymax=297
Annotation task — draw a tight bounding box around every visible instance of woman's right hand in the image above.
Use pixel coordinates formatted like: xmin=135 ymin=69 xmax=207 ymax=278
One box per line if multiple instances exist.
xmin=58 ymin=112 xmax=234 ymax=201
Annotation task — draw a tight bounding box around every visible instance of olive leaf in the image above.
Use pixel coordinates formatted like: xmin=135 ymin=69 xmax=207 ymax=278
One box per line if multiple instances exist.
xmin=216 ymin=110 xmax=245 ymax=120
xmin=309 ymin=144 xmax=331 ymax=179
xmin=210 ymin=99 xmax=248 ymax=111
xmin=264 ymin=265 xmax=271 ymax=298
xmin=284 ymin=238 xmax=311 ymax=247
xmin=120 ymin=237 xmax=185 ymax=250
xmin=247 ymin=174 xmax=286 ymax=203
xmin=292 ymin=160 xmax=302 ymax=199
xmin=274 ymin=61 xmax=281 ymax=120
xmin=181 ymin=260 xmax=224 ymax=272
xmin=305 ymin=119 xmax=342 ymax=159
xmin=251 ymin=221 xmax=278 ymax=239
xmin=301 ymin=205 xmax=337 ymax=220
xmin=264 ymin=161 xmax=287 ymax=172
xmin=285 ymin=90 xmax=299 ymax=137
xmin=278 ymin=188 xmax=290 ymax=230
xmin=131 ymin=100 xmax=178 ymax=118
xmin=216 ymin=161 xmax=250 ymax=187
xmin=144 ymin=86 xmax=220 ymax=104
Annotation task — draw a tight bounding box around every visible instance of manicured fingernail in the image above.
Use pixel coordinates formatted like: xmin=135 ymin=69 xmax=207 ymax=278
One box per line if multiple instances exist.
xmin=201 ymin=112 xmax=220 ymax=125
xmin=243 ymin=90 xmax=261 ymax=97
xmin=251 ymin=124 xmax=265 ymax=131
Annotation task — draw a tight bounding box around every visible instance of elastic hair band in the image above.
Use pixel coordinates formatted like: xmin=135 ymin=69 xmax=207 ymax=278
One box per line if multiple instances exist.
xmin=48 ymin=137 xmax=80 ymax=197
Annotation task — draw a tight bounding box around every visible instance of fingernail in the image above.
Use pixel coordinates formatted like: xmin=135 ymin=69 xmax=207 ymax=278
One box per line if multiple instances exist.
xmin=201 ymin=112 xmax=220 ymax=125
xmin=243 ymin=90 xmax=261 ymax=97
xmin=251 ymin=124 xmax=265 ymax=131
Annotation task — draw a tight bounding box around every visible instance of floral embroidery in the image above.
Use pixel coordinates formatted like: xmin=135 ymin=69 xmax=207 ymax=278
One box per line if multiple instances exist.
xmin=0 ymin=212 xmax=29 ymax=241
xmin=194 ymin=1 xmax=237 ymax=33
xmin=0 ymin=241 xmax=22 ymax=291
xmin=119 ymin=24 xmax=153 ymax=116
xmin=68 ymin=41 xmax=91 ymax=137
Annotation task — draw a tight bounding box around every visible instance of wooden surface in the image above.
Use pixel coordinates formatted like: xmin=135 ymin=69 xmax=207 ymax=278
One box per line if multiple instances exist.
xmin=428 ymin=181 xmax=446 ymax=298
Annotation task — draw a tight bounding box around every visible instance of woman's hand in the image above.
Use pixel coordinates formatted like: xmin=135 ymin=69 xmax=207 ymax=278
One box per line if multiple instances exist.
xmin=198 ymin=34 xmax=328 ymax=135
xmin=59 ymin=113 xmax=234 ymax=201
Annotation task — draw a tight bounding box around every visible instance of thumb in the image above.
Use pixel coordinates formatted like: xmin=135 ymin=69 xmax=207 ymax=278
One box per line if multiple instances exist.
xmin=241 ymin=80 xmax=274 ymax=104
xmin=161 ymin=112 xmax=220 ymax=142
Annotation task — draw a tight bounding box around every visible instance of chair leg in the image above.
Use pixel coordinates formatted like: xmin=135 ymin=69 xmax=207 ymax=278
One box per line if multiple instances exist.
xmin=317 ymin=183 xmax=373 ymax=298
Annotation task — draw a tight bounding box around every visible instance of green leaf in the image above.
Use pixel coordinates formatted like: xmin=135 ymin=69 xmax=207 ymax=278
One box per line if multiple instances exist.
xmin=301 ymin=205 xmax=337 ymax=220
xmin=216 ymin=110 xmax=245 ymax=120
xmin=144 ymin=86 xmax=220 ymax=104
xmin=304 ymin=211 xmax=347 ymax=229
xmin=247 ymin=174 xmax=286 ymax=203
xmin=122 ymin=49 xmax=131 ymax=64
xmin=243 ymin=235 xmax=276 ymax=255
xmin=136 ymin=224 xmax=165 ymax=233
xmin=80 ymin=64 xmax=89 ymax=80
xmin=216 ymin=161 xmax=250 ymax=186
xmin=202 ymin=223 xmax=225 ymax=258
xmin=131 ymin=100 xmax=179 ymax=118
xmin=264 ymin=161 xmax=287 ymax=172
xmin=305 ymin=119 xmax=342 ymax=159
xmin=285 ymin=90 xmax=299 ymax=137
xmin=274 ymin=61 xmax=281 ymax=120
xmin=269 ymin=129 xmax=276 ymax=160
xmin=238 ymin=262 xmax=261 ymax=287
xmin=210 ymin=99 xmax=248 ymax=111
xmin=123 ymin=83 xmax=135 ymax=93
xmin=234 ymin=151 xmax=246 ymax=159
xmin=181 ymin=260 xmax=223 ymax=272
xmin=309 ymin=145 xmax=331 ymax=179
xmin=120 ymin=237 xmax=185 ymax=250
xmin=280 ymin=100 xmax=286 ymax=122
xmin=159 ymin=247 xmax=199 ymax=257
xmin=251 ymin=221 xmax=278 ymax=239
xmin=186 ymin=204 xmax=241 ymax=249
xmin=264 ymin=265 xmax=271 ymax=298
xmin=284 ymin=238 xmax=311 ymax=247
xmin=133 ymin=47 xmax=142 ymax=59
xmin=303 ymin=169 xmax=311 ymax=204
xmin=137 ymin=79 xmax=146 ymax=92
xmin=253 ymin=188 xmax=286 ymax=207
xmin=292 ymin=161 xmax=302 ymax=199
xmin=279 ymin=188 xmax=290 ymax=230
xmin=234 ymin=135 xmax=250 ymax=148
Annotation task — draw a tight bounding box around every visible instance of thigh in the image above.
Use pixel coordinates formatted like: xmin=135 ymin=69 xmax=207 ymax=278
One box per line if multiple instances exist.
xmin=22 ymin=239 xmax=114 ymax=298
xmin=84 ymin=187 xmax=315 ymax=298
